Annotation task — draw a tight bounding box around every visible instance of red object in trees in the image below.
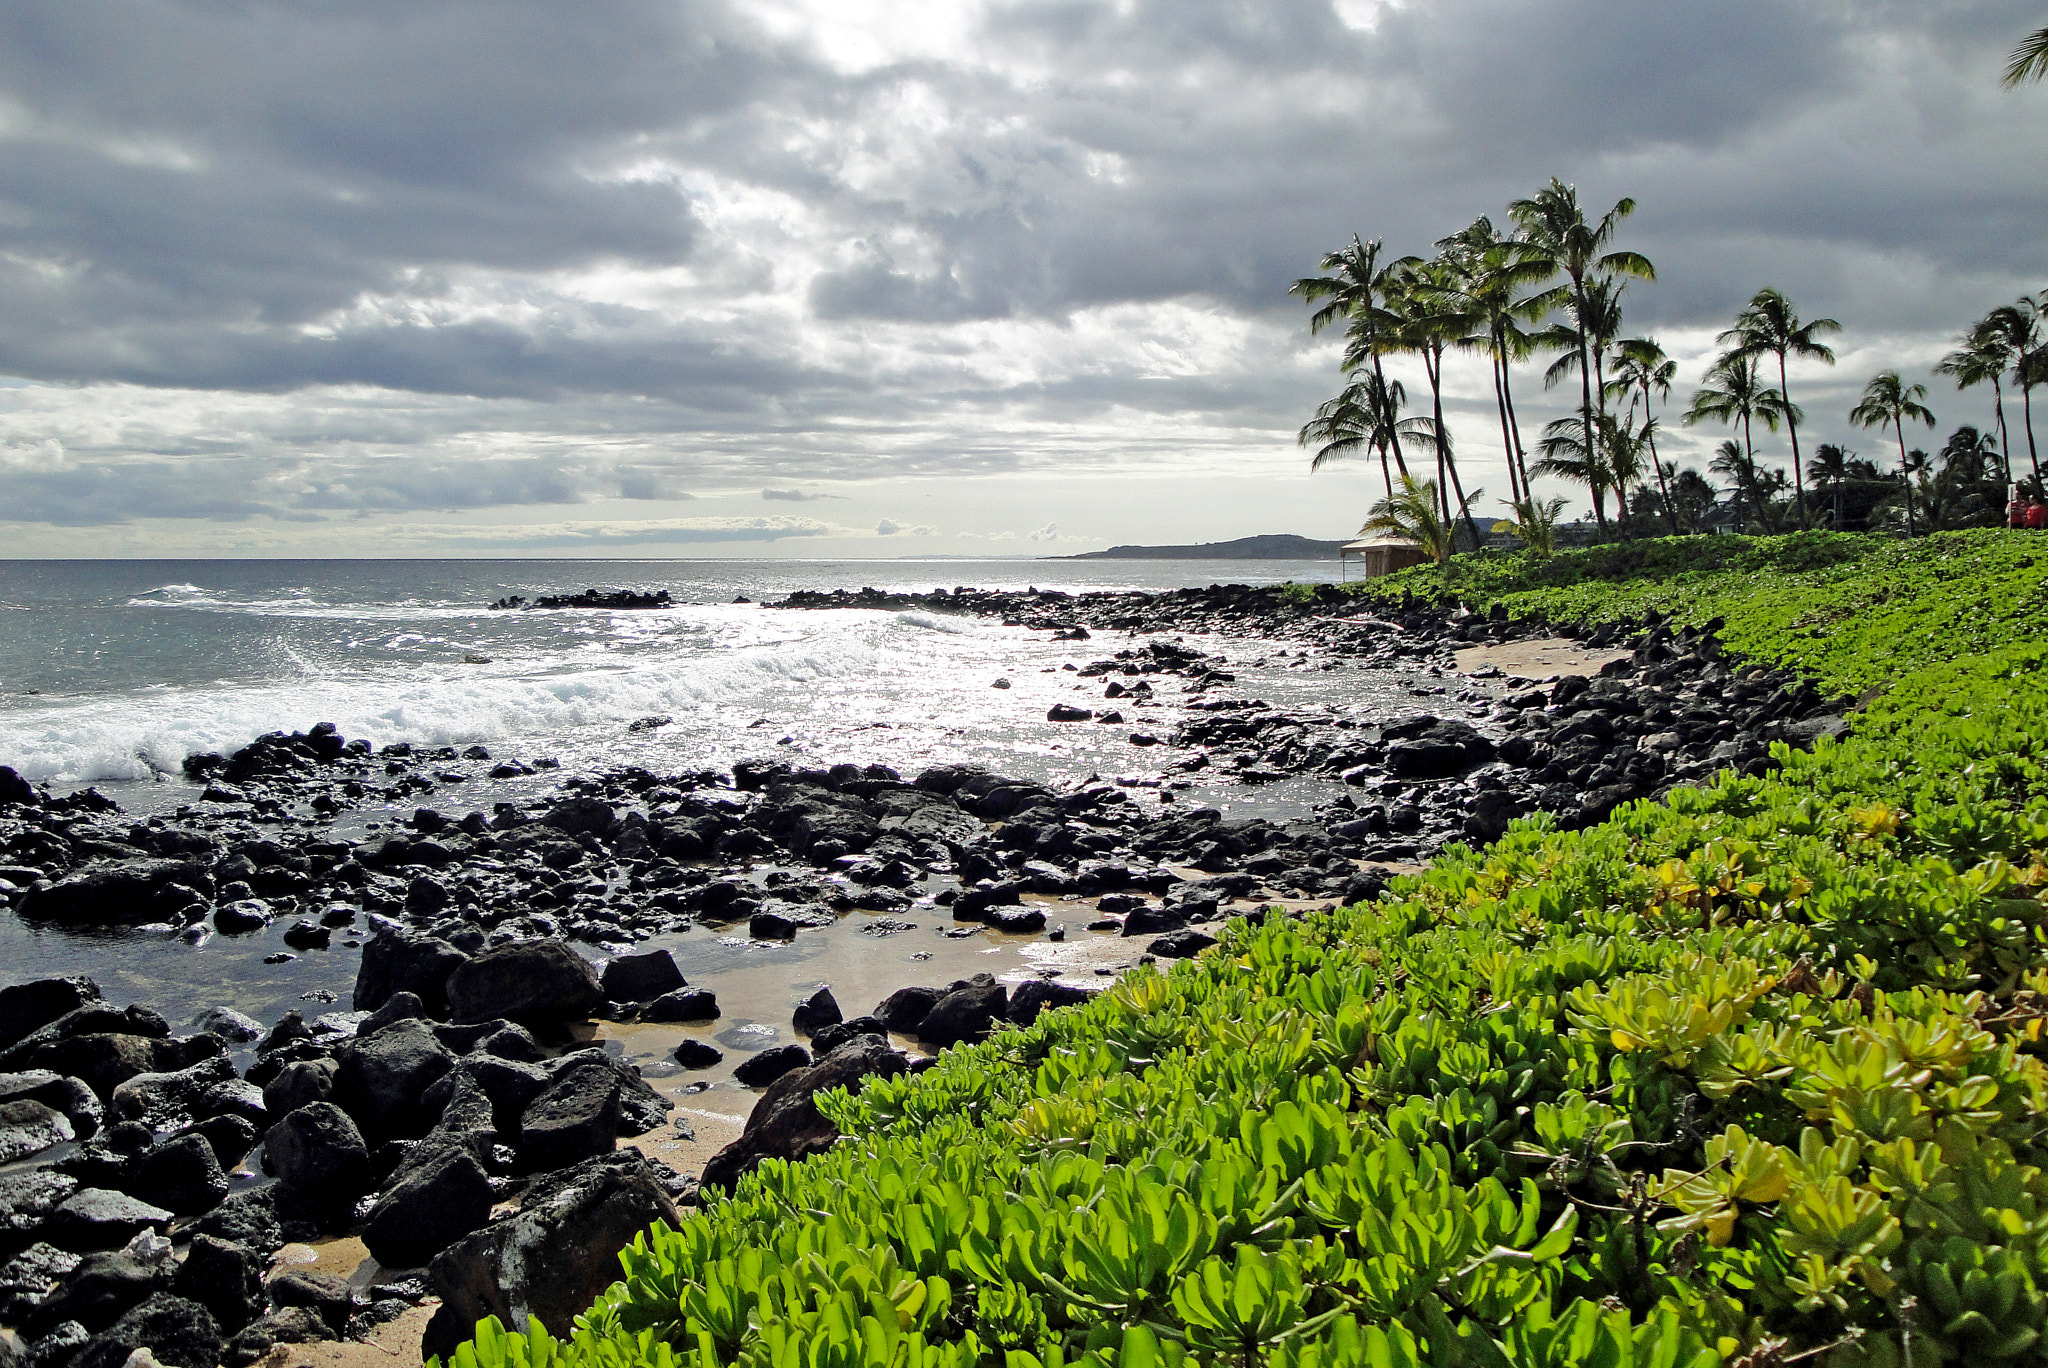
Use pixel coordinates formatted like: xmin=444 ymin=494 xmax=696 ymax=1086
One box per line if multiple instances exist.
xmin=2027 ymin=502 xmax=2046 ymax=530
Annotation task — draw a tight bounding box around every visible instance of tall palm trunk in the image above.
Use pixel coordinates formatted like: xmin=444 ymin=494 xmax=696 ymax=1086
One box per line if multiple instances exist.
xmin=1424 ymin=343 xmax=1484 ymax=551
xmin=1501 ymin=352 xmax=1532 ymax=497
xmin=1592 ymin=348 xmax=1629 ymax=524
xmin=2024 ymin=369 xmax=2041 ymax=483
xmin=1570 ymin=272 xmax=1601 ymax=536
xmin=1993 ymin=376 xmax=2012 ymax=485
xmin=1638 ymin=386 xmax=1679 ymax=534
xmin=1895 ymin=425 xmax=1917 ymax=537
xmin=1741 ymin=412 xmax=1769 ymax=530
xmin=1371 ymin=355 xmax=1410 ymax=478
xmin=1775 ymin=350 xmax=1808 ymax=527
xmin=1490 ymin=350 xmax=1523 ymax=503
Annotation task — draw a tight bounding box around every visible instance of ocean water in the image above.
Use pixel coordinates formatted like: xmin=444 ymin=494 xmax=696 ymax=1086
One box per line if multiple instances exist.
xmin=0 ymin=556 xmax=1451 ymax=1113
xmin=0 ymin=558 xmax=1367 ymax=804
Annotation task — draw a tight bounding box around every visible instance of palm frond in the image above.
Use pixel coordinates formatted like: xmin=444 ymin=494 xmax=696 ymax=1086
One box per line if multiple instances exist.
xmin=2004 ymin=23 xmax=2048 ymax=87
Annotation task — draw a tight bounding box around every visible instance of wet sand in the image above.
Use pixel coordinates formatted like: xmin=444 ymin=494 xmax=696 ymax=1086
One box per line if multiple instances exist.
xmin=1451 ymin=636 xmax=1628 ymax=680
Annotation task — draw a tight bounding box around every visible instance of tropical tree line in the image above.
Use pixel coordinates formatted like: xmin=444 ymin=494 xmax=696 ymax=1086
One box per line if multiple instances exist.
xmin=1294 ymin=178 xmax=2048 ymax=550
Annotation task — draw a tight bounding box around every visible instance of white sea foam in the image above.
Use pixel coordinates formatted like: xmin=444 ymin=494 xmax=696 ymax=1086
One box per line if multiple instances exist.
xmin=893 ymin=610 xmax=983 ymax=635
xmin=0 ymin=622 xmax=906 ymax=782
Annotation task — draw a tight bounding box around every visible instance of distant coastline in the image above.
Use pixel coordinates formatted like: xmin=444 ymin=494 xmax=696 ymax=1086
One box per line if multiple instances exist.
xmin=1049 ymin=533 xmax=1344 ymax=560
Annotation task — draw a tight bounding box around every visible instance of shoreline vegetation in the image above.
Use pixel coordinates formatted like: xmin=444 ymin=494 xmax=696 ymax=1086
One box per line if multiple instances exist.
xmin=445 ymin=527 xmax=2048 ymax=1368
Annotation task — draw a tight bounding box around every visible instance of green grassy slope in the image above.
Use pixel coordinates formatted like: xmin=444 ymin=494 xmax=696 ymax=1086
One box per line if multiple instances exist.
xmin=443 ymin=529 xmax=2048 ymax=1368
xmin=1350 ymin=529 xmax=2048 ymax=695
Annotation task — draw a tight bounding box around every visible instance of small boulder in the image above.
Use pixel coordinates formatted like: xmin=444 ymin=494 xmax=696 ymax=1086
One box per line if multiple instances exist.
xmin=171 ymin=1235 xmax=264 ymax=1334
xmin=260 ymin=1059 xmax=336 ymax=1119
xmin=642 ymin=989 xmax=719 ymax=1023
xmin=28 ymin=1249 xmax=162 ymax=1335
xmin=352 ymin=929 xmax=467 ymax=1017
xmin=516 ymin=1056 xmax=621 ymax=1173
xmin=916 ymin=977 xmax=1007 ymax=1048
xmin=422 ymin=1152 xmax=679 ymax=1362
xmin=266 ymin=1268 xmax=355 ymax=1334
xmin=732 ymin=1045 xmax=810 ymax=1089
xmin=222 ymin=1306 xmax=325 ymax=1367
xmin=671 ymin=1039 xmax=722 ymax=1069
xmin=445 ymin=941 xmax=602 ymax=1027
xmin=332 ymin=1021 xmax=454 ymax=1138
xmin=1149 ymin=928 xmax=1218 ymax=959
xmin=131 ymin=1134 xmax=228 ymax=1217
xmin=0 ymin=1099 xmax=73 ymax=1164
xmin=0 ymin=978 xmax=102 ymax=1053
xmin=986 ymin=906 xmax=1047 ymax=933
xmin=791 ymin=987 xmax=842 ymax=1037
xmin=44 ymin=1190 xmax=172 ymax=1252
xmin=262 ymin=1103 xmax=371 ymax=1210
xmin=1006 ymin=980 xmax=1096 ymax=1027
xmin=701 ymin=1038 xmax=907 ymax=1192
xmin=361 ymin=1143 xmax=493 ymax=1269
xmin=72 ymin=1291 xmax=221 ymax=1368
xmin=598 ymin=950 xmax=685 ymax=1003
xmin=873 ymin=986 xmax=942 ymax=1034
xmin=0 ymin=1170 xmax=79 ymax=1240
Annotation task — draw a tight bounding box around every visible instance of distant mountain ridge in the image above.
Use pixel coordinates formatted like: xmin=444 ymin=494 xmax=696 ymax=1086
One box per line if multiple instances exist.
xmin=1052 ymin=533 xmax=1345 ymax=560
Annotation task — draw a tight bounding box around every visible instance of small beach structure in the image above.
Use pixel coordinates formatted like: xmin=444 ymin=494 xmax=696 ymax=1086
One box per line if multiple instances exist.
xmin=1338 ymin=533 xmax=1429 ymax=581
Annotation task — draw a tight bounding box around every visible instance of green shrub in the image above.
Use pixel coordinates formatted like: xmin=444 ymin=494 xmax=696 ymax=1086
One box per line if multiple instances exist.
xmin=439 ymin=531 xmax=2048 ymax=1368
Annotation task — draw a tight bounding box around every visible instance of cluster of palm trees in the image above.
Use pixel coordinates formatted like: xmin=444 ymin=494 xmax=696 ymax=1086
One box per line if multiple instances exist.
xmin=1293 ymin=178 xmax=1658 ymax=548
xmin=1295 ymin=176 xmax=2046 ymax=547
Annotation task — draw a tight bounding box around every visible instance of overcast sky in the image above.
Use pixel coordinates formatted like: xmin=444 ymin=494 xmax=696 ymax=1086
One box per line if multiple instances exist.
xmin=0 ymin=0 xmax=2043 ymax=557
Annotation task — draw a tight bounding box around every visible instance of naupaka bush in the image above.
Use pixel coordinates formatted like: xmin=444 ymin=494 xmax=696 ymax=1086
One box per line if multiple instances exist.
xmin=439 ymin=537 xmax=2048 ymax=1368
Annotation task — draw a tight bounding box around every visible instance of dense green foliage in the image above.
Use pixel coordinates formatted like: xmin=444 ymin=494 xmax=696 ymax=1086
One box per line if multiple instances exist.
xmin=442 ymin=529 xmax=2048 ymax=1368
xmin=1352 ymin=529 xmax=2048 ymax=695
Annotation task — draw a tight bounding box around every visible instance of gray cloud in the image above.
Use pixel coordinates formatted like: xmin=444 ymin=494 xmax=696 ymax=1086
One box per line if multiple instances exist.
xmin=0 ymin=0 xmax=2041 ymax=538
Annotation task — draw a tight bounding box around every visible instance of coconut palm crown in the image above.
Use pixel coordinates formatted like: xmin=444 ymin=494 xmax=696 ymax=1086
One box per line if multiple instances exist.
xmin=1719 ymin=287 xmax=1840 ymax=527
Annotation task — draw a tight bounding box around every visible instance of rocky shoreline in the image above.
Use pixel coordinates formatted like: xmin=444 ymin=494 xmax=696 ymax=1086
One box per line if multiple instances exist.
xmin=0 ymin=583 xmax=1852 ymax=1366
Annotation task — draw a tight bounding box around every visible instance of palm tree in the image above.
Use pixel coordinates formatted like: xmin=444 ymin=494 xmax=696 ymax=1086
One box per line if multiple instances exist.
xmin=1494 ymin=495 xmax=1569 ymax=556
xmin=2005 ymin=23 xmax=2048 ymax=85
xmin=1668 ymin=467 xmax=1720 ymax=532
xmin=1935 ymin=317 xmax=2017 ymax=484
xmin=1604 ymin=412 xmax=1652 ymax=525
xmin=1719 ymin=288 xmax=1840 ymax=527
xmin=1298 ymin=372 xmax=1435 ymax=496
xmin=1984 ymin=301 xmax=2043 ymax=482
xmin=1605 ymin=338 xmax=1680 ymax=532
xmin=1372 ymin=257 xmax=1485 ymax=551
xmin=1810 ymin=442 xmax=1851 ymax=530
xmin=1292 ymin=237 xmax=1411 ymax=482
xmin=1532 ymin=415 xmax=1612 ymax=532
xmin=1508 ymin=178 xmax=1656 ymax=521
xmin=1362 ymin=473 xmax=1457 ymax=567
xmin=1537 ymin=275 xmax=1627 ymax=405
xmin=1938 ymin=425 xmax=2000 ymax=485
xmin=1849 ymin=370 xmax=1938 ymax=536
xmin=1896 ymin=448 xmax=1933 ymax=537
xmin=1434 ymin=217 xmax=1560 ymax=504
xmin=1685 ymin=353 xmax=1790 ymax=519
xmin=1709 ymin=438 xmax=1771 ymax=531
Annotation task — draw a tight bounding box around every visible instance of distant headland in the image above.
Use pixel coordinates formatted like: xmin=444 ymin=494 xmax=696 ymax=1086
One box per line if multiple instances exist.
xmin=1049 ymin=533 xmax=1345 ymax=560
